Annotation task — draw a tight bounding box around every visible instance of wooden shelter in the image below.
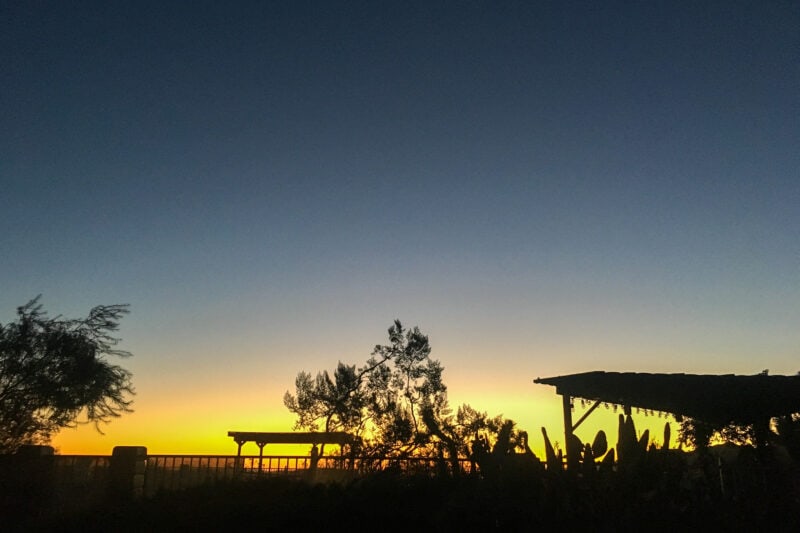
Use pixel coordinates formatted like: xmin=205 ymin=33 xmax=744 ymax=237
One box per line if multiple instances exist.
xmin=227 ymin=431 xmax=354 ymax=457
xmin=534 ymin=371 xmax=800 ymax=466
xmin=226 ymin=431 xmax=356 ymax=473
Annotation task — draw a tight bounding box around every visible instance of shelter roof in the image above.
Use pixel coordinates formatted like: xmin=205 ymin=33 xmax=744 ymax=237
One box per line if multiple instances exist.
xmin=534 ymin=371 xmax=800 ymax=424
xmin=227 ymin=431 xmax=354 ymax=445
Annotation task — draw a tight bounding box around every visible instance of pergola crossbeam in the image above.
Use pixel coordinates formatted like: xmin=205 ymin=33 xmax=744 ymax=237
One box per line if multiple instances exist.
xmin=572 ymin=399 xmax=602 ymax=432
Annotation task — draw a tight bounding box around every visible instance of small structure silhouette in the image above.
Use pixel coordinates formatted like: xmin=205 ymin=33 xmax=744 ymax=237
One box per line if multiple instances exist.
xmin=226 ymin=431 xmax=354 ymax=473
xmin=535 ymin=371 xmax=800 ymax=466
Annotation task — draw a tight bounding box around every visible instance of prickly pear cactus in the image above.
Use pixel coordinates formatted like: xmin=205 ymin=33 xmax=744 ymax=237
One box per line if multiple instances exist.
xmin=600 ymin=448 xmax=615 ymax=472
xmin=592 ymin=430 xmax=608 ymax=457
xmin=638 ymin=429 xmax=650 ymax=450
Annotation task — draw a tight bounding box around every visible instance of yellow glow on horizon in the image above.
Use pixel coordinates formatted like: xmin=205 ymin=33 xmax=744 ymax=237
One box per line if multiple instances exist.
xmin=52 ymin=391 xmax=679 ymax=461
xmin=51 ymin=344 xmax=683 ymax=459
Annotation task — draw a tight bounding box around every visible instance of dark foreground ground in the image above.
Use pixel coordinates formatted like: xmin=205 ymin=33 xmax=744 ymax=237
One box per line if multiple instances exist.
xmin=11 ymin=464 xmax=800 ymax=533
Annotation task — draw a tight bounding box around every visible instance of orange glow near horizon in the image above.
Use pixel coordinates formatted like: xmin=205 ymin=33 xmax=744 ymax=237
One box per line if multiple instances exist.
xmin=51 ymin=389 xmax=679 ymax=460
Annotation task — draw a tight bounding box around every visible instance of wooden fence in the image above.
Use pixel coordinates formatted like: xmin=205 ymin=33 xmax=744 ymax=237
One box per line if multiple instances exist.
xmin=1 ymin=447 xmax=477 ymax=512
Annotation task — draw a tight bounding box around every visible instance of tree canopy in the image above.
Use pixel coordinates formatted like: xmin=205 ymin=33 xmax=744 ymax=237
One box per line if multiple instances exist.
xmin=284 ymin=320 xmax=526 ymax=468
xmin=0 ymin=298 xmax=134 ymax=452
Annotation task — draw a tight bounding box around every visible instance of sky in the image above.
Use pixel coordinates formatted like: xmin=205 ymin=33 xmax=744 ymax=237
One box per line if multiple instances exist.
xmin=2 ymin=1 xmax=798 ymax=456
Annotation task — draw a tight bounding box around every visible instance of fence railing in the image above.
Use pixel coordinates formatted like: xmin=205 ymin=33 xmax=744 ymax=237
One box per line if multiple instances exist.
xmin=2 ymin=449 xmax=479 ymax=508
xmin=52 ymin=455 xmax=112 ymax=504
xmin=143 ymin=454 xmax=476 ymax=494
xmin=144 ymin=455 xmax=239 ymax=495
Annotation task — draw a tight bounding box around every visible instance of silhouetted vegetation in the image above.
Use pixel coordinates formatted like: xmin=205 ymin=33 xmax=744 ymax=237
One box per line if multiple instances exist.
xmin=15 ymin=442 xmax=800 ymax=532
xmin=284 ymin=320 xmax=522 ymax=471
xmin=0 ymin=298 xmax=134 ymax=453
xmin=5 ymin=413 xmax=800 ymax=531
xmin=5 ymin=316 xmax=800 ymax=530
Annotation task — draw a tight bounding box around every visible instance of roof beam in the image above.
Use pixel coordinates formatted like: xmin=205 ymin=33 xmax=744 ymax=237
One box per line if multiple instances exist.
xmin=572 ymin=399 xmax=602 ymax=432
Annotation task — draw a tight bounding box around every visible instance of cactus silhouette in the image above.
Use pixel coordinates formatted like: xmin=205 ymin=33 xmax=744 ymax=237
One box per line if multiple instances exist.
xmin=592 ymin=430 xmax=608 ymax=457
xmin=541 ymin=427 xmax=562 ymax=471
xmin=617 ymin=414 xmax=648 ymax=466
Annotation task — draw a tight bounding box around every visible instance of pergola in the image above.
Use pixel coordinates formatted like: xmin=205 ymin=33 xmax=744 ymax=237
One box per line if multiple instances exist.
xmin=227 ymin=431 xmax=354 ymax=456
xmin=227 ymin=431 xmax=355 ymax=471
xmin=534 ymin=371 xmax=800 ymax=466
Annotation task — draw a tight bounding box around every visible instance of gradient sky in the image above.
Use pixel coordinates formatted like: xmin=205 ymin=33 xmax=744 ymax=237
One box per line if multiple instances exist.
xmin=2 ymin=1 xmax=798 ymax=456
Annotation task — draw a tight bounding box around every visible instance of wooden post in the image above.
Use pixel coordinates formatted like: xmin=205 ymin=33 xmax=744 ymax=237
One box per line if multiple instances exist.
xmin=234 ymin=439 xmax=245 ymax=476
xmin=562 ymin=394 xmax=578 ymax=470
xmin=257 ymin=442 xmax=267 ymax=473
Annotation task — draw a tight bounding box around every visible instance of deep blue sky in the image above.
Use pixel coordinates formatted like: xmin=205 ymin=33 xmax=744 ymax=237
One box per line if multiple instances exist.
xmin=2 ymin=1 xmax=798 ymax=453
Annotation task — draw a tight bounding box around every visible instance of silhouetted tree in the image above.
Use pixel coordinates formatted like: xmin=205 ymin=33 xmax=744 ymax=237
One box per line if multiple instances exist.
xmin=0 ymin=297 xmax=134 ymax=453
xmin=284 ymin=320 xmax=453 ymax=460
xmin=283 ymin=362 xmax=365 ymax=435
xmin=419 ymin=403 xmax=516 ymax=473
xmin=678 ymin=417 xmax=775 ymax=451
xmin=445 ymin=404 xmax=527 ymax=458
xmin=285 ymin=322 xmax=533 ymax=474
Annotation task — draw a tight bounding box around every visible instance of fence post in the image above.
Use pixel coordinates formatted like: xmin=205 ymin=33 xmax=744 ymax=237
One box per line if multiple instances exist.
xmin=108 ymin=446 xmax=147 ymax=501
xmin=3 ymin=445 xmax=55 ymax=517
